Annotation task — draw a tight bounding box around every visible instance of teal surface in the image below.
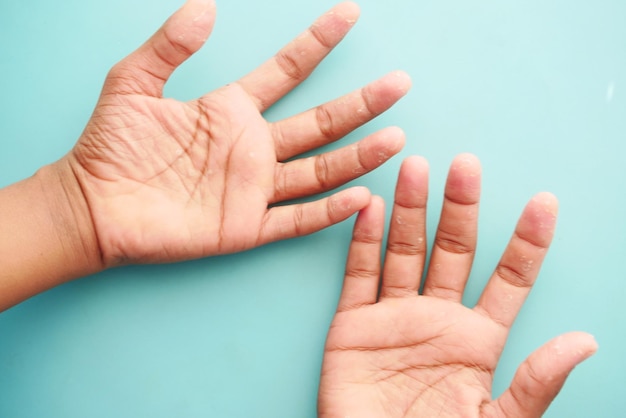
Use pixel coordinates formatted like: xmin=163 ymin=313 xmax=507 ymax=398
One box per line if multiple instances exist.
xmin=1 ymin=0 xmax=624 ymax=417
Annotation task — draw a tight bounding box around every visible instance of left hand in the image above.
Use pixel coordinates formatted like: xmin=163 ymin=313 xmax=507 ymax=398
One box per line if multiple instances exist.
xmin=318 ymin=154 xmax=597 ymax=418
xmin=65 ymin=0 xmax=410 ymax=266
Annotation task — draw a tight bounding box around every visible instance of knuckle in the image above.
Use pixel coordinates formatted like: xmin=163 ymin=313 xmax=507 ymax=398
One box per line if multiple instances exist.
xmin=275 ymin=50 xmax=304 ymax=81
xmin=308 ymin=24 xmax=332 ymax=48
xmin=434 ymin=235 xmax=474 ymax=255
xmin=314 ymin=155 xmax=332 ymax=189
xmin=495 ymin=263 xmax=533 ymax=288
xmin=104 ymin=63 xmax=137 ymax=94
xmin=517 ymin=357 xmax=547 ymax=395
xmin=386 ymin=240 xmax=426 ymax=257
xmin=359 ymin=86 xmax=377 ymax=116
xmin=162 ymin=25 xmax=195 ymax=58
xmin=292 ymin=204 xmax=305 ymax=236
xmin=271 ymin=123 xmax=287 ymax=158
xmin=427 ymin=284 xmax=462 ymax=301
xmin=345 ymin=266 xmax=378 ymax=280
xmin=273 ymin=166 xmax=289 ymax=201
xmin=315 ymin=105 xmax=335 ymax=140
xmin=352 ymin=231 xmax=381 ymax=245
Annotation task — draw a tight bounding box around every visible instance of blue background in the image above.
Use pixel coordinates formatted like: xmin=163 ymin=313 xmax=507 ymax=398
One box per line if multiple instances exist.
xmin=1 ymin=0 xmax=624 ymax=416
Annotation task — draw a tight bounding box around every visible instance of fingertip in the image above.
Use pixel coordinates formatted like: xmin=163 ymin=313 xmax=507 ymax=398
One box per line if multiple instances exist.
xmin=353 ymin=194 xmax=385 ymax=238
xmin=370 ymin=194 xmax=385 ymax=210
xmin=558 ymin=331 xmax=599 ymax=362
xmin=316 ymin=1 xmax=361 ymax=37
xmin=445 ymin=153 xmax=481 ymax=204
xmin=334 ymin=1 xmax=361 ymax=24
xmin=392 ymin=69 xmax=412 ymax=86
xmin=518 ymin=193 xmax=559 ymax=245
xmin=176 ymin=0 xmax=216 ymax=39
xmin=538 ymin=332 xmax=599 ymax=378
xmin=362 ymin=127 xmax=405 ymax=166
xmin=351 ymin=185 xmax=372 ymax=201
xmin=185 ymin=0 xmax=216 ymax=13
xmin=401 ymin=155 xmax=429 ymax=173
xmin=530 ymin=191 xmax=559 ymax=217
xmin=384 ymin=70 xmax=413 ymax=95
xmin=394 ymin=156 xmax=429 ymax=208
xmin=397 ymin=155 xmax=429 ymax=190
xmin=450 ymin=152 xmax=482 ymax=175
xmin=366 ymin=71 xmax=412 ymax=113
xmin=381 ymin=126 xmax=406 ymax=151
xmin=330 ymin=186 xmax=372 ymax=217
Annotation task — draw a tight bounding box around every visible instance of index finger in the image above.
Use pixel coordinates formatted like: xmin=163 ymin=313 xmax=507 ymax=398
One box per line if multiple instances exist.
xmin=236 ymin=2 xmax=360 ymax=112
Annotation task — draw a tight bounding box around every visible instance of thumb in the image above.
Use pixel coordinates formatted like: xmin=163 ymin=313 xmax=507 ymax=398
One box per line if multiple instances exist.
xmin=105 ymin=0 xmax=216 ymax=97
xmin=490 ymin=332 xmax=597 ymax=417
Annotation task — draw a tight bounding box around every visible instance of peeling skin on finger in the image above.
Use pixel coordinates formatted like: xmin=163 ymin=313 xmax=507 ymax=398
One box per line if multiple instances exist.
xmin=330 ymin=193 xmax=353 ymax=213
xmin=192 ymin=10 xmax=209 ymax=23
xmin=519 ymin=255 xmax=534 ymax=272
xmin=553 ymin=344 xmax=564 ymax=356
xmin=377 ymin=151 xmax=389 ymax=163
xmin=530 ymin=193 xmax=558 ymax=215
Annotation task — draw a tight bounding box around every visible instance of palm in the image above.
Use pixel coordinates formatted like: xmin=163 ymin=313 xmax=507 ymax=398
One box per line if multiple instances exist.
xmin=323 ymin=297 xmax=504 ymax=417
xmin=318 ymin=155 xmax=597 ymax=418
xmin=64 ymin=1 xmax=410 ymax=266
xmin=73 ymin=85 xmax=275 ymax=263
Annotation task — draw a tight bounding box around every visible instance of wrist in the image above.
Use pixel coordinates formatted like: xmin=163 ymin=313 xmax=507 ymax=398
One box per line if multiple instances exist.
xmin=37 ymin=158 xmax=105 ymax=278
xmin=0 ymin=157 xmax=105 ymax=310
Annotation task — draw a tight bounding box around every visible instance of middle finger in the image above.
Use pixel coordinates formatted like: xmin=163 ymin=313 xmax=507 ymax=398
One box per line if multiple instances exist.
xmin=422 ymin=153 xmax=481 ymax=302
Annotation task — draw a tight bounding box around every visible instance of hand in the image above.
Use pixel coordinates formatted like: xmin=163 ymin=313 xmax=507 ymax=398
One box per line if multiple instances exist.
xmin=64 ymin=0 xmax=410 ymax=266
xmin=318 ymin=154 xmax=597 ymax=418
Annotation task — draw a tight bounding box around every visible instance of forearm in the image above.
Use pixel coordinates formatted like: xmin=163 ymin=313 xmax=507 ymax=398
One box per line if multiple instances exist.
xmin=0 ymin=158 xmax=103 ymax=311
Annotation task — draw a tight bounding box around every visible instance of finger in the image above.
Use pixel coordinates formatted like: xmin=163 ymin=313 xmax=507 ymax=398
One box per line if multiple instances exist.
xmin=258 ymin=186 xmax=371 ymax=245
xmin=422 ymin=153 xmax=481 ymax=302
xmin=379 ymin=156 xmax=429 ymax=299
xmin=475 ymin=192 xmax=558 ymax=329
xmin=489 ymin=332 xmax=598 ymax=418
xmin=236 ymin=2 xmax=360 ymax=112
xmin=337 ymin=196 xmax=385 ymax=312
xmin=272 ymin=127 xmax=405 ymax=203
xmin=105 ymin=0 xmax=216 ymax=97
xmin=272 ymin=71 xmax=411 ymax=161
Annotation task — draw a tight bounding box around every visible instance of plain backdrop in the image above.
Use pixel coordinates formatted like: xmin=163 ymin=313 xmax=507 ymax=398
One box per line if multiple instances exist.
xmin=1 ymin=0 xmax=624 ymax=417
